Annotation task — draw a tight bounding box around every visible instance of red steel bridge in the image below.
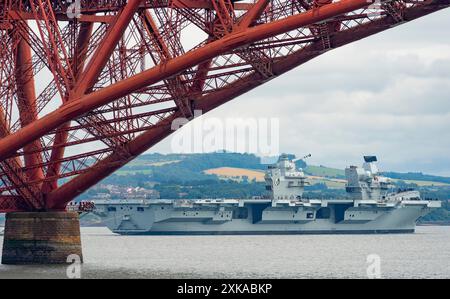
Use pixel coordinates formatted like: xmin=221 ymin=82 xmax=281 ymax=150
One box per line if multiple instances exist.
xmin=0 ymin=0 xmax=449 ymax=213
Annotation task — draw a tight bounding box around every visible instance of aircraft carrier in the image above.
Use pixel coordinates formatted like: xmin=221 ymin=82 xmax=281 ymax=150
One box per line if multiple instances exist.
xmin=91 ymin=155 xmax=441 ymax=235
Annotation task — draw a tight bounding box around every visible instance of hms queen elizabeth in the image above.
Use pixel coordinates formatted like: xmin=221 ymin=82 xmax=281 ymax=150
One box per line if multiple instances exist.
xmin=91 ymin=155 xmax=440 ymax=235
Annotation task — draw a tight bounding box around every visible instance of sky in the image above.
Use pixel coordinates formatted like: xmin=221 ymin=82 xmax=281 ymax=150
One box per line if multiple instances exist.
xmin=151 ymin=8 xmax=450 ymax=176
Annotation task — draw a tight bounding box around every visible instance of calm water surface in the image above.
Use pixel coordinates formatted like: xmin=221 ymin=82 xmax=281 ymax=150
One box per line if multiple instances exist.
xmin=0 ymin=226 xmax=449 ymax=279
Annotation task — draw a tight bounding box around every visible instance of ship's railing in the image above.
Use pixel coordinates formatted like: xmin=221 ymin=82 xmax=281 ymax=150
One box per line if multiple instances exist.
xmin=67 ymin=201 xmax=95 ymax=213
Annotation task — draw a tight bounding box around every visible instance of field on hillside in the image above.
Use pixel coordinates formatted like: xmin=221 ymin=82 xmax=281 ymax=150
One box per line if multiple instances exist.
xmin=204 ymin=167 xmax=266 ymax=182
xmin=115 ymin=169 xmax=153 ymax=176
xmin=203 ymin=167 xmax=449 ymax=189
xmin=115 ymin=160 xmax=180 ymax=175
xmin=204 ymin=167 xmax=347 ymax=189
xmin=124 ymin=160 xmax=180 ymax=167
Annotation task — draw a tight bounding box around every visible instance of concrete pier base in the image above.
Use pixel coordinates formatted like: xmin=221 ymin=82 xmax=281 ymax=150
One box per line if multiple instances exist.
xmin=1 ymin=212 xmax=83 ymax=265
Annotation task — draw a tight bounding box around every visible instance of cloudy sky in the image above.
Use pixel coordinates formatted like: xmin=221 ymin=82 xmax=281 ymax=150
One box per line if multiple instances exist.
xmin=151 ymin=8 xmax=450 ymax=175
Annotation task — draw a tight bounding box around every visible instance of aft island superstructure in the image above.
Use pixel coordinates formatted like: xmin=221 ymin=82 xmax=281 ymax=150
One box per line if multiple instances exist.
xmin=91 ymin=156 xmax=440 ymax=235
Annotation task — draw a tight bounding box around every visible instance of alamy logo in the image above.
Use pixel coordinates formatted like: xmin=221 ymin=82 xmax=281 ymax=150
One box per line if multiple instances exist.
xmin=171 ymin=110 xmax=280 ymax=162
xmin=66 ymin=254 xmax=82 ymax=279
xmin=367 ymin=0 xmax=383 ymax=18
xmin=366 ymin=254 xmax=382 ymax=279
xmin=67 ymin=0 xmax=82 ymax=19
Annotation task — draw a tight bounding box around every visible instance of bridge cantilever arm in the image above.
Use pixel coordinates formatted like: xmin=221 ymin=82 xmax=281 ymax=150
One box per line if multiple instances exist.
xmin=0 ymin=0 xmax=374 ymax=163
xmin=237 ymin=0 xmax=271 ymax=29
xmin=43 ymin=0 xmax=144 ymax=193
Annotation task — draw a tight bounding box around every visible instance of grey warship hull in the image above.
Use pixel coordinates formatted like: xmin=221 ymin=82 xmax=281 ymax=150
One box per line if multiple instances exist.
xmin=92 ymin=198 xmax=439 ymax=235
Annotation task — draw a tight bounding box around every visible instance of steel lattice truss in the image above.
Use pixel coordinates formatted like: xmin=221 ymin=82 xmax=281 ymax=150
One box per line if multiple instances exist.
xmin=0 ymin=0 xmax=448 ymax=212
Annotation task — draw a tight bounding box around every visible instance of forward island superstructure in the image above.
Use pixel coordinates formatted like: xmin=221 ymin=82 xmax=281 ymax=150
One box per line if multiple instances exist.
xmin=91 ymin=155 xmax=440 ymax=235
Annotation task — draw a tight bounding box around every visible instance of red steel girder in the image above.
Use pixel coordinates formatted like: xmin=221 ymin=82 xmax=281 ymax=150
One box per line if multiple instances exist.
xmin=15 ymin=25 xmax=44 ymax=184
xmin=43 ymin=0 xmax=144 ymax=193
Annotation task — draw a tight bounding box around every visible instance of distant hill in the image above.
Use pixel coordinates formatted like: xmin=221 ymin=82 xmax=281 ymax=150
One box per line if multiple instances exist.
xmin=111 ymin=152 xmax=450 ymax=186
xmin=383 ymin=172 xmax=450 ymax=185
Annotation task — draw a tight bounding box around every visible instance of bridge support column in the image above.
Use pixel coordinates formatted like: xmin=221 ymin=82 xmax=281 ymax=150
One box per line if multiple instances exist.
xmin=1 ymin=212 xmax=83 ymax=264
